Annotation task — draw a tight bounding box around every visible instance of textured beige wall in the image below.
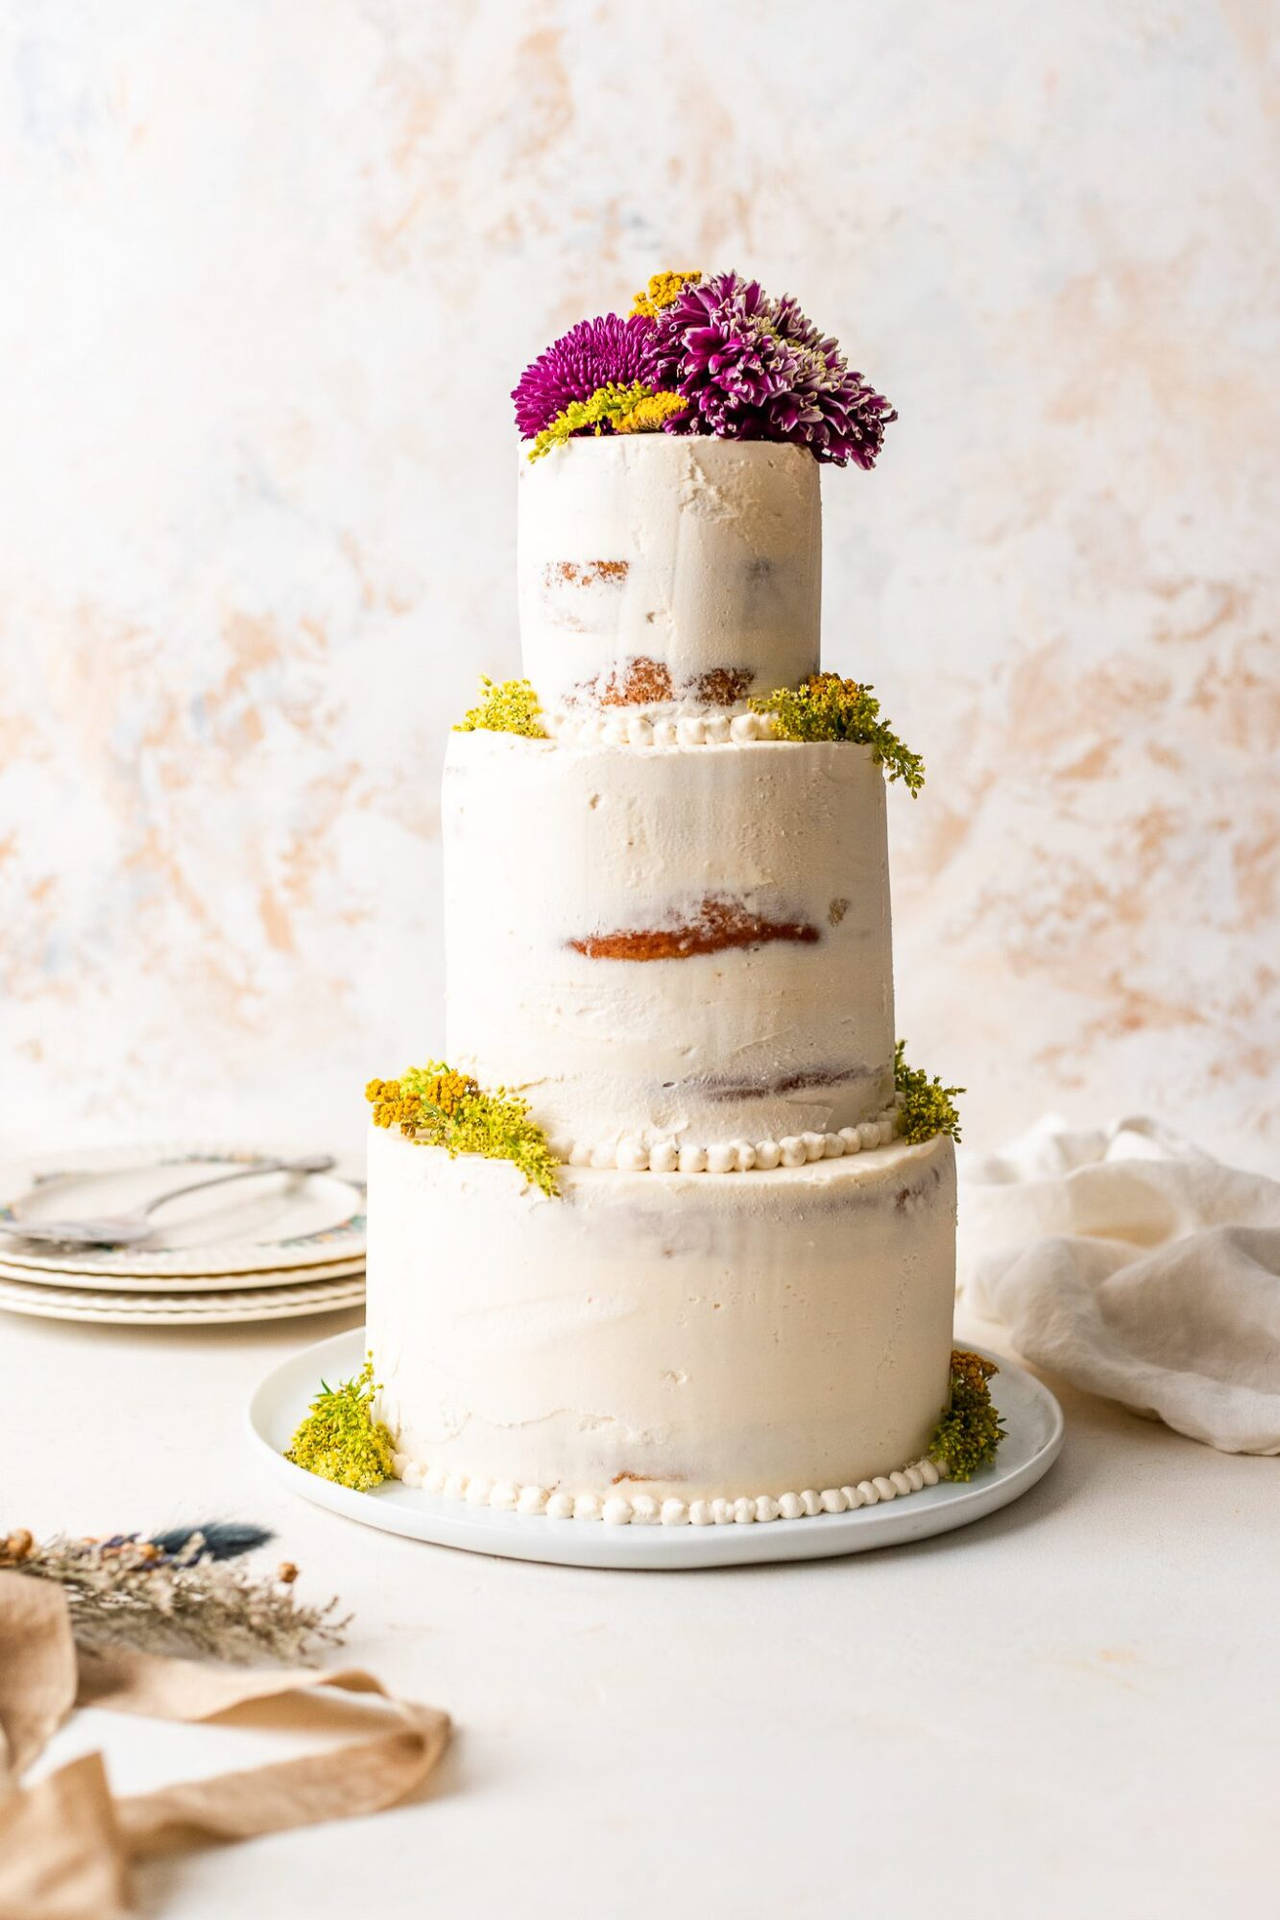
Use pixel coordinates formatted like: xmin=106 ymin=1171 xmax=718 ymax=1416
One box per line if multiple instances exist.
xmin=2 ymin=0 xmax=1277 ymax=1163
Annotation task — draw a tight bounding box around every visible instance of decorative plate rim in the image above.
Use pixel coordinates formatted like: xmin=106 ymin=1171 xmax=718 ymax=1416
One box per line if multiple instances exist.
xmin=0 ymin=1143 xmax=366 ymax=1277
xmin=0 ymin=1251 xmax=368 ymax=1293
xmin=0 ymin=1273 xmax=366 ymax=1326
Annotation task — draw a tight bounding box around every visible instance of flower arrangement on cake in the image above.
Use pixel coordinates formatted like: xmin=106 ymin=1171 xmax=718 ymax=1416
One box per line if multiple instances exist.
xmin=514 ymin=269 xmax=896 ymax=467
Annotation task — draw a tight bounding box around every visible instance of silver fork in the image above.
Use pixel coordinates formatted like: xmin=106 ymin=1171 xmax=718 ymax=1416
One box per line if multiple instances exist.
xmin=0 ymin=1153 xmax=337 ymax=1248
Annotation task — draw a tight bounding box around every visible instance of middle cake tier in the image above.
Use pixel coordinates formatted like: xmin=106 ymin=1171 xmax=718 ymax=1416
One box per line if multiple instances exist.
xmin=444 ymin=729 xmax=897 ymax=1153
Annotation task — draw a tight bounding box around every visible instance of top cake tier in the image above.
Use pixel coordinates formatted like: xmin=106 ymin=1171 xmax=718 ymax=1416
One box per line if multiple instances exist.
xmin=517 ymin=437 xmax=821 ymax=713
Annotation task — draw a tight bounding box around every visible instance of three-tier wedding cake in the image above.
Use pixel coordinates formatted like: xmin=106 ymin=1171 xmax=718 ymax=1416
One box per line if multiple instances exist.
xmin=356 ymin=271 xmax=987 ymax=1527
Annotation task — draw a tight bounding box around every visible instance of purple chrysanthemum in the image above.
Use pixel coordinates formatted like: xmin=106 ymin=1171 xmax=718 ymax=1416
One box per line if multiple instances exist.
xmin=650 ymin=272 xmax=896 ymax=468
xmin=512 ymin=314 xmax=659 ymax=438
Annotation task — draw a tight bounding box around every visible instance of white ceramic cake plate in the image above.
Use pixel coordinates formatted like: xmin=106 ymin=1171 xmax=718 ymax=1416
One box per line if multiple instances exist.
xmin=249 ymin=1329 xmax=1064 ymax=1571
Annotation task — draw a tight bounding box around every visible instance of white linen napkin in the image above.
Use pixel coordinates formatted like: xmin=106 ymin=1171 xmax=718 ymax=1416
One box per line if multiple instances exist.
xmin=957 ymin=1116 xmax=1280 ymax=1454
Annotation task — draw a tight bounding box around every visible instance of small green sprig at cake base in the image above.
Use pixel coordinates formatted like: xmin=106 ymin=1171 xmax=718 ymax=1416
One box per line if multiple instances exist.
xmin=750 ymin=673 xmax=925 ymax=794
xmin=366 ymin=1062 xmax=561 ymax=1198
xmin=929 ymin=1350 xmax=1006 ymax=1480
xmin=894 ymin=1040 xmax=964 ymax=1143
xmin=285 ymin=1358 xmax=395 ymax=1492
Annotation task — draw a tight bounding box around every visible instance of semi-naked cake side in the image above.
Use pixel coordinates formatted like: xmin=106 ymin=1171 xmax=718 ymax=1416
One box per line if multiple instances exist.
xmin=442 ymin=726 xmax=896 ymax=1156
xmin=357 ymin=270 xmax=977 ymax=1525
xmin=367 ymin=1125 xmax=955 ymax=1515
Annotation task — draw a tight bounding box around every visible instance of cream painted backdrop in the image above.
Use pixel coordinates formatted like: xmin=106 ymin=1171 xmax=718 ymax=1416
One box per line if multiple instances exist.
xmin=1 ymin=0 xmax=1277 ymax=1165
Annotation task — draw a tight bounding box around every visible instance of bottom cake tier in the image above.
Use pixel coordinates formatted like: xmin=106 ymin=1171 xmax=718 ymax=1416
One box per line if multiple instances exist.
xmin=365 ymin=1123 xmax=957 ymax=1516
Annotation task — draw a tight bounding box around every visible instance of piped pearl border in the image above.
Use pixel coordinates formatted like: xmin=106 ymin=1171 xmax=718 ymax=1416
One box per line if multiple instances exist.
xmin=392 ymin=1451 xmax=946 ymax=1524
xmin=550 ymin=1108 xmax=900 ymax=1174
xmin=545 ymin=707 xmax=777 ymax=749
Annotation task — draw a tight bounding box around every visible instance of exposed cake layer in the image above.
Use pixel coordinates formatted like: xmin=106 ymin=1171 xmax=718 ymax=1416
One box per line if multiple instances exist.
xmin=366 ymin=1126 xmax=957 ymax=1502
xmin=443 ymin=729 xmax=896 ymax=1150
xmin=517 ymin=436 xmax=820 ymax=712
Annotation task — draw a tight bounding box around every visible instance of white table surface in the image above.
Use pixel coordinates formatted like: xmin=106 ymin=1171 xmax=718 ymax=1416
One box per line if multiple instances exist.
xmin=4 ymin=1299 xmax=1274 ymax=1918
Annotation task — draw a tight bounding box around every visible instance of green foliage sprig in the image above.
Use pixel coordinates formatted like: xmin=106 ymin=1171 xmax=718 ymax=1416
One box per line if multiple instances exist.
xmin=750 ymin=674 xmax=925 ymax=794
xmin=366 ymin=1062 xmax=561 ymax=1199
xmin=285 ymin=1357 xmax=395 ymax=1492
xmin=894 ymin=1039 xmax=963 ymax=1143
xmin=928 ymin=1350 xmax=1005 ymax=1481
xmin=527 ymin=381 xmax=676 ymax=460
xmin=454 ymin=676 xmax=546 ymax=738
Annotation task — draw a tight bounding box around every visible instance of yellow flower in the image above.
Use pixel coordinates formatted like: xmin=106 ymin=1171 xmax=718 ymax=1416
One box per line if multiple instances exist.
xmin=630 ymin=269 xmax=702 ymax=319
xmin=363 ymin=1060 xmax=562 ymax=1197
xmin=454 ymin=677 xmax=546 ymax=738
xmin=526 ymin=383 xmax=652 ymax=462
xmin=613 ymin=391 xmax=689 ymax=435
xmin=285 ymin=1357 xmax=395 ymax=1491
xmin=417 ymin=1069 xmax=479 ymax=1117
xmin=750 ymin=675 xmax=926 ymax=796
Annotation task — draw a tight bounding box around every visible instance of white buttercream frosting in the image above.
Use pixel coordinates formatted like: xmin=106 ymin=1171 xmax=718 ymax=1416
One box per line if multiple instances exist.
xmin=546 ymin=1108 xmax=900 ymax=1173
xmin=366 ymin=1125 xmax=956 ymax=1503
xmin=517 ymin=436 xmax=821 ymax=712
xmin=391 ymin=1452 xmax=945 ymax=1528
xmin=443 ymin=729 xmax=896 ymax=1150
xmin=544 ymin=706 xmax=777 ymax=748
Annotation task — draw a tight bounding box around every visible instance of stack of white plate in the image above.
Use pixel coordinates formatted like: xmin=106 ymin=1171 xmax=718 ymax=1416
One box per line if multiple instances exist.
xmin=0 ymin=1146 xmax=366 ymax=1327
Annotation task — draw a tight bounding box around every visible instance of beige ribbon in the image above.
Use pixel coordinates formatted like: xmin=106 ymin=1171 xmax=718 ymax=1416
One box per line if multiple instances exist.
xmin=0 ymin=1571 xmax=451 ymax=1919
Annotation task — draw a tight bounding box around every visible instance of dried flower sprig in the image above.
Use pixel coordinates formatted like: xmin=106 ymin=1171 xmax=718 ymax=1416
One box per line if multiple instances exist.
xmin=454 ymin=676 xmax=547 ymax=738
xmin=894 ymin=1040 xmax=964 ymax=1144
xmin=750 ymin=674 xmax=925 ymax=794
xmin=366 ymin=1063 xmax=561 ymax=1198
xmin=928 ymin=1350 xmax=1005 ymax=1480
xmin=286 ymin=1357 xmax=396 ymax=1493
xmin=0 ymin=1525 xmax=348 ymax=1665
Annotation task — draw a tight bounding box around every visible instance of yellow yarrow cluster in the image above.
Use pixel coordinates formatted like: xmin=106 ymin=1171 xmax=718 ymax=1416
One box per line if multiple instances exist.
xmin=365 ymin=1078 xmax=419 ymax=1131
xmin=630 ymin=269 xmax=701 ymax=318
xmin=408 ymin=1067 xmax=477 ymax=1115
xmin=366 ymin=1070 xmax=479 ymax=1133
xmin=613 ymin=390 xmax=689 ymax=435
xmin=454 ymin=676 xmax=546 ymax=739
xmin=365 ymin=1061 xmax=561 ymax=1198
